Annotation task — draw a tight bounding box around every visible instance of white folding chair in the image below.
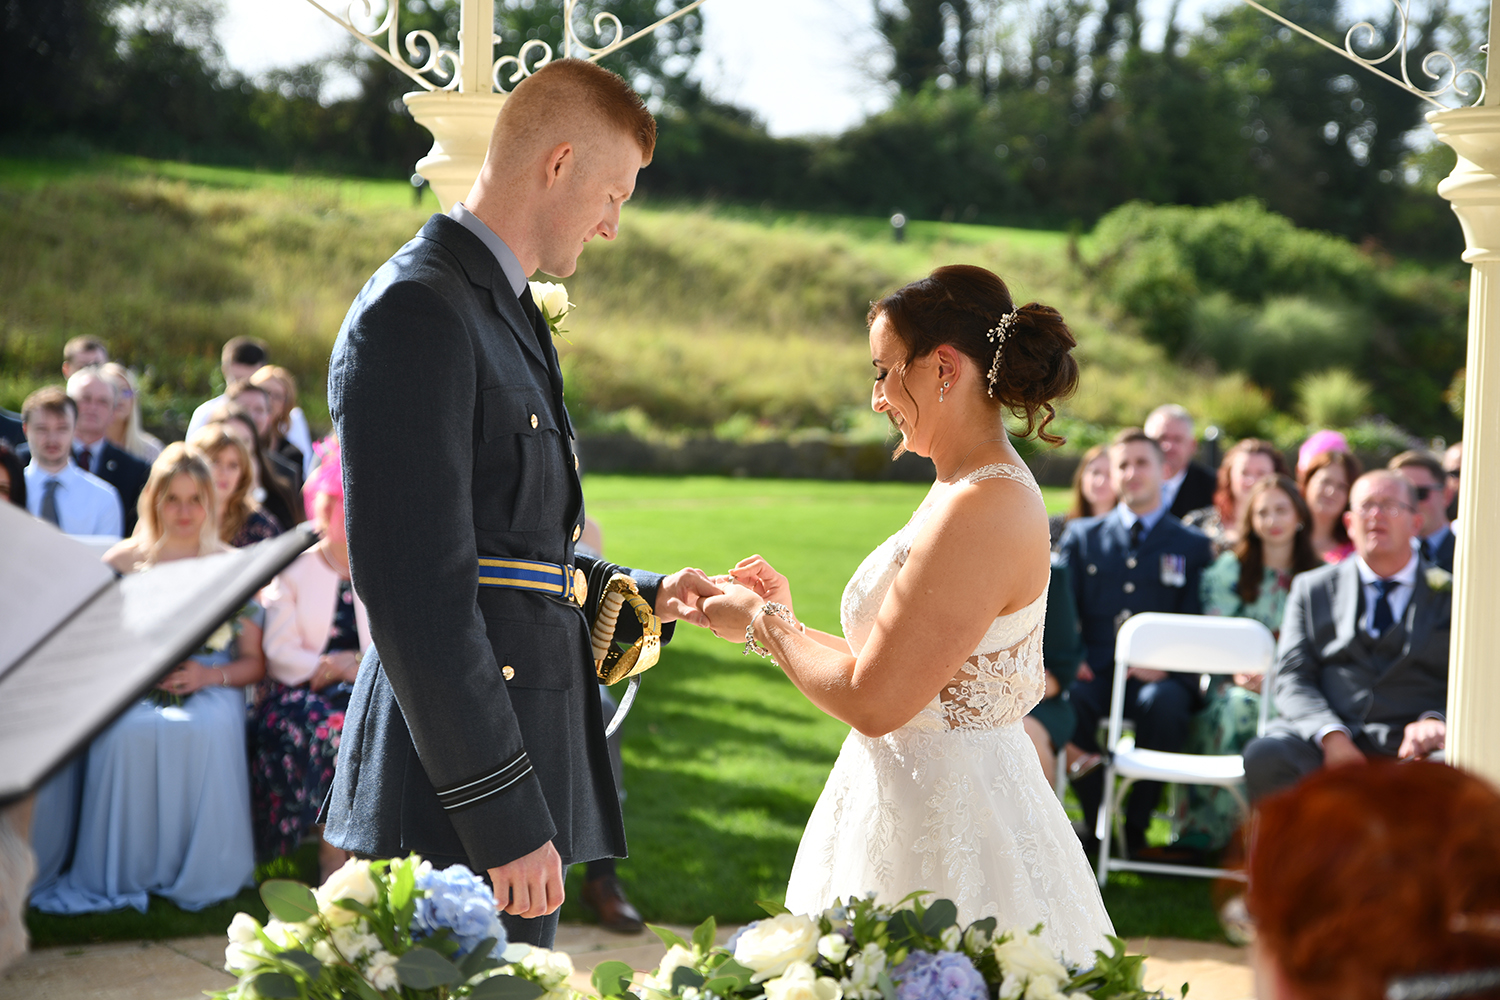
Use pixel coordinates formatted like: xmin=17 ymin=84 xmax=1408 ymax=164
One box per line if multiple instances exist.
xmin=1094 ymin=612 xmax=1276 ymax=887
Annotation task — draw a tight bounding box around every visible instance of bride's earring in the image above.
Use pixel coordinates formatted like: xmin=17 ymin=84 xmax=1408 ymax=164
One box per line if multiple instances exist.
xmin=939 ymin=380 xmax=949 ymax=403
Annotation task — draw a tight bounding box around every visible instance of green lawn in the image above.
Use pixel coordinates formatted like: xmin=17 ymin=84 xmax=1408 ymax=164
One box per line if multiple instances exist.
xmin=28 ymin=476 xmax=1225 ymax=948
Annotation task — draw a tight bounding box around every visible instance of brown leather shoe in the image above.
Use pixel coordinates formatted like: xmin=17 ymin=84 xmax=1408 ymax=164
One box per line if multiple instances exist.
xmin=581 ymin=875 xmax=645 ymax=934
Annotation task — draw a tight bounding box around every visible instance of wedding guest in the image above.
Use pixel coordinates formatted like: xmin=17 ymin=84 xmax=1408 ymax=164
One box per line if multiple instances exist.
xmin=98 ymin=362 xmax=163 ymax=463
xmin=225 ymin=379 xmax=304 ymax=492
xmin=1443 ymin=441 xmax=1462 ymax=522
xmin=20 ymin=387 xmax=121 ymax=538
xmin=1242 ymin=471 xmax=1451 ymax=802
xmin=66 ymin=367 xmax=150 ymax=534
xmin=1390 ymin=450 xmax=1455 ymax=572
xmin=1049 ymin=444 xmax=1115 ymax=546
xmin=60 ymin=335 xmax=108 ymax=379
xmin=188 ymin=423 xmax=282 ymax=546
xmin=1247 ymin=762 xmax=1500 ymax=1000
xmin=1178 ymin=475 xmax=1321 ymax=853
xmin=252 ymin=439 xmax=366 ymax=876
xmin=0 ymin=442 xmax=25 ymax=510
xmin=187 ymin=336 xmax=268 ymax=434
xmin=1060 ymin=427 xmax=1215 ymax=857
xmin=250 ymin=365 xmax=312 ymax=480
xmin=1295 ymin=429 xmax=1350 ymax=478
xmin=1298 ymin=449 xmax=1362 ymax=564
xmin=1184 ymin=438 xmax=1287 ymax=552
xmin=211 ymin=402 xmax=304 ymax=529
xmin=29 ymin=444 xmax=264 ymax=914
xmin=1145 ymin=404 xmax=1216 ymax=518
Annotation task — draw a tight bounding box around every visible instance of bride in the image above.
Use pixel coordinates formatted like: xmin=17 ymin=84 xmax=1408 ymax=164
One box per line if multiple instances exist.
xmin=700 ymin=264 xmax=1114 ymax=963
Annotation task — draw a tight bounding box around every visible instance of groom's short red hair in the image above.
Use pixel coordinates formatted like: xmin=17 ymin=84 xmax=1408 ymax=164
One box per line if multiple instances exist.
xmin=490 ymin=58 xmax=656 ymax=166
xmin=1248 ymin=761 xmax=1500 ymax=1000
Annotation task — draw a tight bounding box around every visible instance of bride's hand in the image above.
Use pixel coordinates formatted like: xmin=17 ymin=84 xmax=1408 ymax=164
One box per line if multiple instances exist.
xmin=700 ymin=583 xmax=765 ymax=643
xmin=728 ymin=555 xmax=794 ymax=613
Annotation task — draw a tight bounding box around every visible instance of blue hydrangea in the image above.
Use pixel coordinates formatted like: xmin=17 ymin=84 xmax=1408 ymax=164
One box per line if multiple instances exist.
xmin=411 ymin=864 xmax=507 ymax=959
xmin=891 ymin=950 xmax=988 ymax=1000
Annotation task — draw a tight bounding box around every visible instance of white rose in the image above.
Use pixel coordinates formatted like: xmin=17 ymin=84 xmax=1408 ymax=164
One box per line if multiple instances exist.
xmin=312 ymin=939 xmax=338 ymax=964
xmin=542 ymin=284 xmax=571 ymax=319
xmin=817 ymin=933 xmax=849 ymax=964
xmin=330 ymin=926 xmax=379 ymax=961
xmin=316 ymin=858 xmax=378 ymax=924
xmin=763 ymin=961 xmax=842 ymax=1000
xmin=940 ymin=925 xmax=963 ymax=951
xmin=224 ymin=940 xmax=264 ymax=974
xmin=963 ymin=925 xmax=992 ymax=954
xmin=733 ymin=913 xmax=821 ymax=983
xmin=227 ymin=911 xmax=261 ymax=945
xmin=994 ymin=931 xmax=1068 ymax=984
xmin=365 ymin=950 xmax=400 ymax=991
xmin=643 ymin=943 xmax=697 ymax=994
xmin=262 ymin=918 xmax=307 ymax=949
xmin=845 ymin=943 xmax=886 ymax=989
xmin=999 ymin=972 xmax=1025 ymax=1000
xmin=521 ymin=946 xmax=575 ymax=988
xmin=1025 ymin=977 xmax=1067 ymax=1000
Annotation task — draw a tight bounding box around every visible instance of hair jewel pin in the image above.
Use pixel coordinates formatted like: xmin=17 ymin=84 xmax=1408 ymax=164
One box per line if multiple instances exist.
xmin=985 ymin=309 xmax=1021 ymax=397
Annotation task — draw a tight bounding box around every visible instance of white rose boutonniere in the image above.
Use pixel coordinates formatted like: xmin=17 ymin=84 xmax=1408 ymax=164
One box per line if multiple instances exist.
xmin=528 ymin=280 xmax=574 ymax=340
xmin=1425 ymin=566 xmax=1453 ymax=593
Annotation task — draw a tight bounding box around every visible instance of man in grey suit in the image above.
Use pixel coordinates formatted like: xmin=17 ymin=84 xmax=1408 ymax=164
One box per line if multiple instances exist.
xmin=323 ymin=60 xmax=718 ymax=948
xmin=1242 ymin=470 xmax=1451 ymax=801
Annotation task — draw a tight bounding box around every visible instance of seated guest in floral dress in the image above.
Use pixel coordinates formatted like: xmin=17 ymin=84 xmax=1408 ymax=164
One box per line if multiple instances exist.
xmin=1183 ymin=438 xmax=1288 ymax=553
xmin=251 ymin=438 xmax=367 ymax=879
xmin=189 ymin=423 xmax=281 ymax=547
xmin=30 ymin=444 xmax=265 ymax=913
xmin=1178 ymin=475 xmax=1321 ymax=853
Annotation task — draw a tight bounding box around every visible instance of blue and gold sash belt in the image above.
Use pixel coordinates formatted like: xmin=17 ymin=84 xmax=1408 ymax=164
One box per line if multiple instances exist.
xmin=477 ymin=556 xmax=587 ymax=606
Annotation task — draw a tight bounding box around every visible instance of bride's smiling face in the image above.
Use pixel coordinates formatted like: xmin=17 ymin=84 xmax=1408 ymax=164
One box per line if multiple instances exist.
xmin=870 ymin=313 xmax=936 ymax=453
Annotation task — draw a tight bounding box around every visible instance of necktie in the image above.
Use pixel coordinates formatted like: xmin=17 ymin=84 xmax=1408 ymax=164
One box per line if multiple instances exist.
xmin=75 ymin=448 xmax=91 ymax=473
xmin=1371 ymin=578 xmax=1398 ymax=635
xmin=1128 ymin=519 xmax=1145 ymax=550
xmin=1420 ymin=538 xmax=1433 ymax=561
xmin=40 ymin=478 xmax=61 ymax=526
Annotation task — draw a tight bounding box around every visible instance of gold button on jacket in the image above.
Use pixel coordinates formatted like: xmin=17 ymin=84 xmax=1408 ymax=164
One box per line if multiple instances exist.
xmin=529 ymin=413 xmax=539 ymax=429
xmin=572 ymin=525 xmax=582 ymax=542
xmin=501 ymin=665 xmax=515 ymax=680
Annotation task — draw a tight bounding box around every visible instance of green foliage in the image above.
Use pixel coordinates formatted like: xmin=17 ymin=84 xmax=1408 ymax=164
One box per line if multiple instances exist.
xmin=1296 ymin=369 xmax=1373 ymax=427
xmin=261 ymin=880 xmax=320 ymax=923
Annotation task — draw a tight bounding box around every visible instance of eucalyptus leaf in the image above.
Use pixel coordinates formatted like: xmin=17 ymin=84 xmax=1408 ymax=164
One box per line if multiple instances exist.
xmin=335 ymin=898 xmax=381 ymax=924
xmin=468 ymin=974 xmax=546 ymax=1000
xmin=755 ymin=899 xmax=791 ymax=917
xmin=920 ymin=898 xmax=958 ymax=935
xmin=887 ymin=910 xmax=922 ymax=947
xmin=671 ymin=966 xmax=706 ymax=990
xmin=251 ymin=972 xmax=301 ymax=999
xmin=647 ymin=924 xmax=689 ymax=951
xmin=395 ymin=947 xmax=462 ymax=989
xmin=877 ymin=970 xmax=898 ymax=1000
xmin=591 ymin=959 xmax=637 ymax=997
xmin=459 ymin=938 xmax=500 ymax=978
xmin=259 ymin=880 xmax=319 ymax=924
xmin=275 ymin=949 xmax=322 ymax=980
xmin=349 ymin=978 xmax=384 ymax=1000
xmin=691 ymin=915 xmax=717 ymax=955
xmin=714 ymin=958 xmax=755 ymax=986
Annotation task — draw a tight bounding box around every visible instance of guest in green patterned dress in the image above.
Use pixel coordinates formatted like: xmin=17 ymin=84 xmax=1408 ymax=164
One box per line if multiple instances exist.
xmin=1179 ymin=475 xmax=1322 ymax=852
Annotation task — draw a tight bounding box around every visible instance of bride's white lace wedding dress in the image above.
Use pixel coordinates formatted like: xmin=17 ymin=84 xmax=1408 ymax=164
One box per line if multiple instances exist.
xmin=784 ymin=462 xmax=1115 ymax=964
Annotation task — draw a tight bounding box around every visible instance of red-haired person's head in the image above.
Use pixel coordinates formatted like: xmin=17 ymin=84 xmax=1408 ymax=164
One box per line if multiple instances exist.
xmin=1248 ymin=761 xmax=1500 ymax=1000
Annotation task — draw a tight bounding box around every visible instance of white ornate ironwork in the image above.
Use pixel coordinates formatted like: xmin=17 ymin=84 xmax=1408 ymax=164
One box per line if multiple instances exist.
xmin=1239 ymin=0 xmax=1485 ymax=108
xmin=301 ymin=0 xmax=708 ymax=93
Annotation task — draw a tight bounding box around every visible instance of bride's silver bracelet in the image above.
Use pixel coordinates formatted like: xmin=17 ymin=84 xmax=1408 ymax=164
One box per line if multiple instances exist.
xmin=744 ymin=602 xmax=801 ymax=661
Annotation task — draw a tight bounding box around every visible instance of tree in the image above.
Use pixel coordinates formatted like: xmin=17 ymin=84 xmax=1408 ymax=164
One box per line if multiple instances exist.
xmin=876 ymin=0 xmax=973 ymax=94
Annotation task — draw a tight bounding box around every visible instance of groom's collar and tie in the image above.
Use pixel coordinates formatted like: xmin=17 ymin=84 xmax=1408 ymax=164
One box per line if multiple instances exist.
xmin=450 ymin=202 xmax=528 ymax=296
xmin=1354 ymin=552 xmax=1419 ymax=637
xmin=1115 ymin=501 xmax=1168 ymax=548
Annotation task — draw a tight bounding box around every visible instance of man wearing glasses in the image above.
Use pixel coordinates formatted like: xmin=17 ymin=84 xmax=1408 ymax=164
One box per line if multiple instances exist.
xmin=1389 ymin=450 xmax=1455 ymax=573
xmin=1242 ymin=470 xmax=1451 ymax=801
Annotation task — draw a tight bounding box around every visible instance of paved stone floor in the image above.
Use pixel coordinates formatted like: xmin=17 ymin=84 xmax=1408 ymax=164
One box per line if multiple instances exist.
xmin=0 ymin=925 xmax=1254 ymax=999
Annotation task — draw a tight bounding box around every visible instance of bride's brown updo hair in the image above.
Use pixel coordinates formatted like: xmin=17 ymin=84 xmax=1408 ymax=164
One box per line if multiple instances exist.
xmin=869 ymin=264 xmax=1079 ymax=448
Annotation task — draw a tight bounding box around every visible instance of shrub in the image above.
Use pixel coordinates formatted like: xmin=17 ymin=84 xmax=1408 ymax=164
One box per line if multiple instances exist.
xmin=1297 ymin=369 xmax=1374 ymax=428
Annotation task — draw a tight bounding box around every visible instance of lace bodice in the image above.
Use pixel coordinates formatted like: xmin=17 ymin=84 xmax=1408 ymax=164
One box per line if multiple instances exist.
xmin=839 ymin=462 xmax=1048 ymax=732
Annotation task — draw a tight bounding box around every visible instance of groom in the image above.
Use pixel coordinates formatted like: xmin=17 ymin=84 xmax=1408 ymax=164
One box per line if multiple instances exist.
xmin=324 ymin=59 xmax=718 ymax=947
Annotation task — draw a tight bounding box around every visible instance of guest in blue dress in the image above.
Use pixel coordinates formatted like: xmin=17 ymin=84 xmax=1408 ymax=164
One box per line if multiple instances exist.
xmin=30 ymin=443 xmax=266 ymax=914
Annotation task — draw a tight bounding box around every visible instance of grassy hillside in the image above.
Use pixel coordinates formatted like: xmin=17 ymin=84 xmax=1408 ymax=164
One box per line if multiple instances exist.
xmin=0 ymin=155 xmax=1265 ymax=447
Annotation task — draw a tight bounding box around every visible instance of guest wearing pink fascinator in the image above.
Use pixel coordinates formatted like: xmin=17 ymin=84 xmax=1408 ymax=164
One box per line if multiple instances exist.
xmin=252 ymin=436 xmax=370 ymax=879
xmin=1297 ymin=430 xmax=1350 ymax=477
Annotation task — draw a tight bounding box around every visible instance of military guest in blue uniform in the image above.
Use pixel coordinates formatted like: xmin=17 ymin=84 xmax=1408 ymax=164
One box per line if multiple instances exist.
xmin=1058 ymin=427 xmax=1215 ymax=856
xmin=322 ymin=60 xmax=719 ymax=950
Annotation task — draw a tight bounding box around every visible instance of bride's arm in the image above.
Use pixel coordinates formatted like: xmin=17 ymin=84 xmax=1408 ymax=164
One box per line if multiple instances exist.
xmin=721 ymin=485 xmax=1050 ymax=736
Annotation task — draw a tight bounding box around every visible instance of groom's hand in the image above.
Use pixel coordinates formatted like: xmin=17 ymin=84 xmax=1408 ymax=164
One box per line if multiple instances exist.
xmin=489 ymin=840 xmax=564 ymax=918
xmin=656 ymin=568 xmax=722 ymax=628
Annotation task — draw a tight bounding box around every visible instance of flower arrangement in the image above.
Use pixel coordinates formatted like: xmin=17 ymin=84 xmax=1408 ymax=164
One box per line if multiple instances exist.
xmin=150 ymin=602 xmax=256 ymax=708
xmin=529 ymin=281 xmax=575 ymax=339
xmin=213 ymin=855 xmax=578 ymax=1000
xmin=589 ymin=894 xmax=1181 ymax=1000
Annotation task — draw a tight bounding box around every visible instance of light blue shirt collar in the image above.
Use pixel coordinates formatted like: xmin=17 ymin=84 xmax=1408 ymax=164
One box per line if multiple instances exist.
xmin=449 ymin=202 xmax=528 ymax=297
xmin=1116 ymin=500 xmax=1168 ymax=538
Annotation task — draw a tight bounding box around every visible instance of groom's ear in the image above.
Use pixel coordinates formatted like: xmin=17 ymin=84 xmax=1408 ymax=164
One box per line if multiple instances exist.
xmin=542 ymin=142 xmax=575 ymax=190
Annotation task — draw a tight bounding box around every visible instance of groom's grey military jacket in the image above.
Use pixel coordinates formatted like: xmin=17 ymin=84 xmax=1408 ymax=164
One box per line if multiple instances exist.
xmin=324 ymin=212 xmax=669 ymax=872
